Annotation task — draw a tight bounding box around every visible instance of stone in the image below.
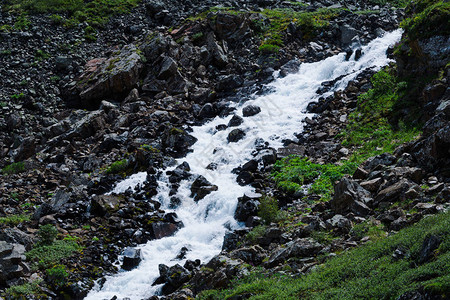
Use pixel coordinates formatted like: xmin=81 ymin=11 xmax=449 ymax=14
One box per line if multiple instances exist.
xmin=375 ymin=179 xmax=413 ymax=204
xmin=234 ymin=195 xmax=260 ymax=222
xmin=266 ymin=238 xmax=322 ymax=267
xmin=190 ymin=175 xmax=218 ymax=201
xmin=326 ymin=214 xmax=352 ymax=233
xmin=227 ymin=129 xmax=246 ymax=143
xmin=256 ymin=149 xmax=277 ymax=166
xmin=242 ymin=105 xmax=261 ymax=117
xmin=360 ymin=177 xmax=383 ymax=193
xmin=228 ymin=115 xmax=244 ymax=127
xmin=158 ymin=56 xmax=178 ymax=80
xmin=418 ymin=235 xmax=441 ymax=264
xmin=353 ymin=167 xmax=368 ymax=180
xmin=152 ymin=222 xmax=181 ymax=239
xmin=340 ymin=24 xmax=358 ymax=46
xmin=198 ymin=103 xmax=216 ymax=119
xmin=122 ymin=248 xmax=143 ymax=271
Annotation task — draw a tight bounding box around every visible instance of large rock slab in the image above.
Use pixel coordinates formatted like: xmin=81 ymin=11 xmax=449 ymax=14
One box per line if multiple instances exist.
xmin=63 ymin=45 xmax=143 ymax=109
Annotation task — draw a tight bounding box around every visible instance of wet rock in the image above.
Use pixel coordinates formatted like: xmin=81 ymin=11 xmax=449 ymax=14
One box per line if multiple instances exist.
xmin=162 ymin=127 xmax=198 ymax=158
xmin=256 ymin=148 xmax=277 ymax=166
xmin=152 ymin=222 xmax=182 ymax=239
xmin=157 ymin=264 xmax=192 ymax=294
xmin=236 ymin=171 xmax=254 ymax=186
xmin=91 ymin=195 xmax=123 ymax=217
xmin=190 ymin=175 xmax=218 ymax=201
xmin=228 ymin=115 xmax=244 ymax=127
xmin=242 ymin=105 xmax=261 ymax=117
xmin=122 ymin=248 xmax=143 ymax=271
xmin=227 ymin=128 xmax=246 ymax=143
xmin=234 ymin=193 xmax=261 ymax=222
xmin=198 ymin=103 xmax=216 ymax=119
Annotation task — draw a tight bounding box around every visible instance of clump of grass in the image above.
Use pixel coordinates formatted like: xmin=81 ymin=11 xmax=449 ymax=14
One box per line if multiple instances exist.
xmin=245 ymin=225 xmax=267 ymax=244
xmin=258 ymin=195 xmax=285 ymax=224
xmin=46 ymin=265 xmax=69 ymax=289
xmin=199 ymin=212 xmax=450 ymax=299
xmin=26 ymin=236 xmax=82 ymax=268
xmin=1 ymin=162 xmax=26 ymax=175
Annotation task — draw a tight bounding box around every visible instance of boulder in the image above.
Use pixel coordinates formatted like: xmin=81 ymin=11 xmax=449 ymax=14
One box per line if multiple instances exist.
xmin=234 ymin=193 xmax=261 ymax=222
xmin=330 ymin=176 xmax=372 ymax=216
xmin=266 ymin=238 xmax=322 ymax=267
xmin=242 ymin=105 xmax=261 ymax=117
xmin=63 ymin=45 xmax=143 ymax=109
xmin=228 ymin=115 xmax=244 ymax=127
xmin=227 ymin=129 xmax=246 ymax=143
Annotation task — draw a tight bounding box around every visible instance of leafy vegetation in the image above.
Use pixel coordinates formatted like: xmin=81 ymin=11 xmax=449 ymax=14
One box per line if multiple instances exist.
xmin=245 ymin=225 xmax=267 ymax=244
xmin=341 ymin=67 xmax=422 ymax=162
xmin=4 ymin=280 xmax=43 ymax=298
xmin=199 ymin=212 xmax=450 ymax=299
xmin=400 ymin=0 xmax=450 ymax=40
xmin=0 ymin=214 xmax=30 ymax=226
xmin=272 ymin=156 xmax=357 ymax=201
xmin=1 ymin=161 xmax=26 ymax=175
xmin=105 ymin=158 xmax=129 ymax=174
xmin=4 ymin=0 xmax=141 ymax=28
xmin=46 ymin=265 xmax=69 ymax=289
xmin=26 ymin=225 xmax=82 ymax=269
xmin=257 ymin=196 xmax=284 ymax=224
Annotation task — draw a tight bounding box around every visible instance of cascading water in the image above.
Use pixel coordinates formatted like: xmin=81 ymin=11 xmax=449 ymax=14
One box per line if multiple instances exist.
xmin=86 ymin=29 xmax=402 ymax=300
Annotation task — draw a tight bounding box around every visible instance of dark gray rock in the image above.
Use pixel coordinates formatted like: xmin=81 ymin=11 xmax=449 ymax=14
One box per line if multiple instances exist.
xmin=418 ymin=235 xmax=441 ymax=264
xmin=227 ymin=129 xmax=245 ymax=143
xmin=158 ymin=56 xmax=178 ymax=80
xmin=266 ymin=238 xmax=322 ymax=267
xmin=242 ymin=105 xmax=261 ymax=117
xmin=190 ymin=175 xmax=218 ymax=201
xmin=122 ymin=248 xmax=143 ymax=271
xmin=228 ymin=115 xmax=244 ymax=127
xmin=331 ymin=176 xmax=372 ymax=216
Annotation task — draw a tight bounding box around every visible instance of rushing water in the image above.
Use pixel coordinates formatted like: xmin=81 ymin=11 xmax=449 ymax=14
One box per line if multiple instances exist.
xmin=86 ymin=29 xmax=402 ymax=300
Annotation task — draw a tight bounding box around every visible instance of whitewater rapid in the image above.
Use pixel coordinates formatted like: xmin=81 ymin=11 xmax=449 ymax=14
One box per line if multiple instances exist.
xmin=86 ymin=29 xmax=402 ymax=300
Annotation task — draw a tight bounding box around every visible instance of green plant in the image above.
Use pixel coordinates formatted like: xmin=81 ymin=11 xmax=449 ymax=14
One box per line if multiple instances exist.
xmin=46 ymin=265 xmax=69 ymax=289
xmin=0 ymin=214 xmax=30 ymax=226
xmin=10 ymin=93 xmax=25 ymax=100
xmin=258 ymin=196 xmax=281 ymax=224
xmin=5 ymin=280 xmax=43 ymax=298
xmin=2 ymin=162 xmax=25 ymax=175
xmin=26 ymin=238 xmax=82 ymax=268
xmin=37 ymin=224 xmax=58 ymax=245
xmin=246 ymin=225 xmax=267 ymax=244
xmin=14 ymin=13 xmax=31 ymax=31
xmin=35 ymin=49 xmax=50 ymax=61
xmin=105 ymin=159 xmax=129 ymax=174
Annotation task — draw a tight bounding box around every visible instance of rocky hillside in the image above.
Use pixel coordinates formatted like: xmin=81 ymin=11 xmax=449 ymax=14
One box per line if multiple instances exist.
xmin=0 ymin=0 xmax=448 ymax=299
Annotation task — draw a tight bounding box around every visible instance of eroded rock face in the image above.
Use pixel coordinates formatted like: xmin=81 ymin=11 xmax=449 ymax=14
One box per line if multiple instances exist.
xmin=63 ymin=45 xmax=143 ymax=109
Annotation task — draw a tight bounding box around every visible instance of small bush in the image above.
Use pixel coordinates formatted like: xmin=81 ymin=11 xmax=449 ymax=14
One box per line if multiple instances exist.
xmin=46 ymin=265 xmax=69 ymax=289
xmin=105 ymin=159 xmax=129 ymax=174
xmin=26 ymin=238 xmax=82 ymax=268
xmin=2 ymin=162 xmax=25 ymax=175
xmin=37 ymin=224 xmax=59 ymax=245
xmin=258 ymin=196 xmax=280 ymax=224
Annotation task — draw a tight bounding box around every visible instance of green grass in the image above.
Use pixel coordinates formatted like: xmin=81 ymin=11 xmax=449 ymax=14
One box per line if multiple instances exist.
xmin=272 ymin=156 xmax=357 ymax=201
xmin=341 ymin=67 xmax=422 ymax=162
xmin=0 ymin=214 xmax=30 ymax=226
xmin=198 ymin=212 xmax=450 ymax=299
xmin=4 ymin=0 xmax=141 ymax=28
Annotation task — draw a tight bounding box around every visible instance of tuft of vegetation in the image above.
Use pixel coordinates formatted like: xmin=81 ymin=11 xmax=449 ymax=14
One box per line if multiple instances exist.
xmin=27 ymin=225 xmax=82 ymax=269
xmin=0 ymin=214 xmax=30 ymax=226
xmin=258 ymin=195 xmax=284 ymax=225
xmin=105 ymin=158 xmax=129 ymax=174
xmin=272 ymin=156 xmax=357 ymax=201
xmin=4 ymin=280 xmax=43 ymax=298
xmin=46 ymin=265 xmax=69 ymax=289
xmin=199 ymin=212 xmax=450 ymax=299
xmin=245 ymin=225 xmax=267 ymax=244
xmin=1 ymin=162 xmax=26 ymax=175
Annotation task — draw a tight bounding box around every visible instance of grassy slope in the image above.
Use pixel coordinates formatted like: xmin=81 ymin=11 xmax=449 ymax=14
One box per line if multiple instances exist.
xmin=199 ymin=212 xmax=450 ymax=299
